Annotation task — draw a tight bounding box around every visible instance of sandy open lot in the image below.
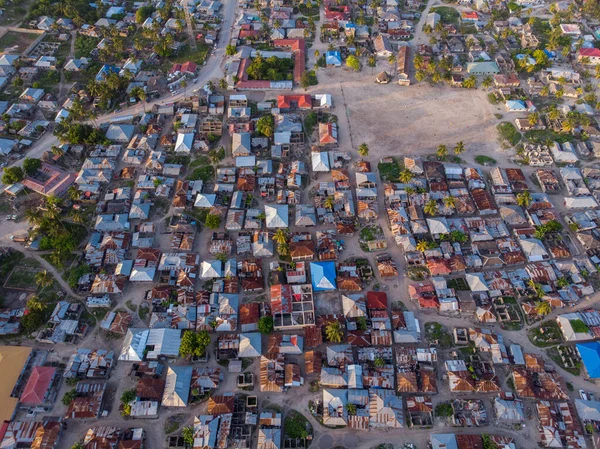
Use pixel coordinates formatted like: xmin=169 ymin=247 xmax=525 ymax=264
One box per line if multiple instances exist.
xmin=300 ymin=65 xmax=509 ymax=164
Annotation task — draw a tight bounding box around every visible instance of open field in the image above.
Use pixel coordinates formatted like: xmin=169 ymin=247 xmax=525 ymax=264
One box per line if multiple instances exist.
xmin=311 ymin=68 xmax=505 ymax=163
xmin=0 ymin=30 xmax=39 ymax=53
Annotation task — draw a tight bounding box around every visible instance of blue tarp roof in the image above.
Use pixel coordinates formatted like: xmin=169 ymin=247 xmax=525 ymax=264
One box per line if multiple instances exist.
xmin=577 ymin=342 xmax=600 ymax=378
xmin=96 ymin=64 xmax=119 ymax=82
xmin=310 ymin=261 xmax=337 ymax=291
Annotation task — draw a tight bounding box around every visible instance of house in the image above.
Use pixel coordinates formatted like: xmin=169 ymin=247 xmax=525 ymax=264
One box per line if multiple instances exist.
xmin=20 ymin=88 xmax=44 ymax=103
xmin=310 ymin=261 xmax=337 ymax=291
xmin=232 ymin=133 xmax=252 ymax=157
xmin=265 ymin=204 xmax=289 ymax=228
xmin=577 ymin=342 xmax=600 ymax=379
xmin=162 ymin=366 xmax=192 ymax=407
xmin=21 ymin=163 xmax=77 ymax=197
xmin=175 ymin=133 xmax=194 ymax=153
xmin=374 ymin=35 xmax=393 ymax=58
xmin=119 ymin=328 xmax=182 ymax=361
xmin=466 ymin=62 xmax=500 ymax=75
xmin=577 ymin=47 xmax=600 ymax=65
xmin=20 ymin=366 xmax=57 ymax=406
xmin=326 ymin=51 xmax=342 ymax=67
xmin=106 ymin=124 xmax=135 ymax=143
xmin=319 ymin=123 xmax=338 ymax=145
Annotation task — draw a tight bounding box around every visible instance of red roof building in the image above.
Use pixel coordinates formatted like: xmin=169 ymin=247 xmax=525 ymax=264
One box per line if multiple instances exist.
xmin=366 ymin=291 xmax=388 ymax=310
xmin=578 ymin=47 xmax=600 ymax=64
xmin=20 ymin=366 xmax=56 ymax=405
xmin=277 ymin=94 xmax=312 ymax=110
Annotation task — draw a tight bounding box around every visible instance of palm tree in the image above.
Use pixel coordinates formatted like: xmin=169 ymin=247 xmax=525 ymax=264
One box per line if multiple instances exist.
xmin=69 ymin=210 xmax=85 ymax=225
xmin=324 ymin=196 xmax=335 ymax=210
xmin=218 ymin=78 xmax=228 ymax=91
xmin=547 ymin=106 xmax=560 ymax=121
xmin=399 ymin=169 xmax=413 ymax=184
xmin=540 ymin=85 xmax=550 ymax=97
xmin=416 ymin=240 xmax=429 ymax=252
xmin=528 ymin=279 xmax=545 ymax=299
xmin=314 ymin=49 xmax=320 ymax=59
xmin=424 ymin=199 xmax=438 ymax=216
xmin=528 ymin=112 xmax=540 ymax=126
xmin=216 ymin=252 xmax=228 ymax=263
xmin=516 ymin=191 xmax=532 ymax=208
xmin=535 ymin=300 xmax=552 ymax=317
xmin=481 ymin=76 xmax=493 ymax=89
xmin=453 ymin=141 xmax=466 ymax=155
xmin=35 ymin=270 xmax=53 ymax=291
xmin=26 ymin=296 xmax=45 ymax=313
xmin=273 ymin=229 xmax=288 ymax=245
xmin=325 ymin=321 xmax=343 ymax=343
xmin=443 ymin=196 xmax=456 ymax=209
xmin=67 ymin=186 xmax=80 ymax=202
xmin=51 ymin=145 xmax=64 ymax=158
xmin=24 ymin=208 xmax=44 ymax=226
xmin=436 ymin=144 xmax=448 ymax=160
xmin=358 ymin=143 xmax=369 ymax=159
xmin=208 ymin=147 xmax=225 ymax=179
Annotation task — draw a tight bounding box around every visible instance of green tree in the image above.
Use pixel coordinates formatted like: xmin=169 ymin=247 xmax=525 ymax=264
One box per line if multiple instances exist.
xmin=528 ymin=112 xmax=540 ymax=126
xmin=416 ymin=241 xmax=429 ymax=252
xmin=226 ymin=44 xmax=236 ymax=56
xmin=453 ymin=141 xmax=466 ymax=155
xmin=324 ymin=196 xmax=335 ymax=210
xmin=516 ymin=191 xmax=532 ymax=208
xmin=399 ymin=169 xmax=413 ymax=184
xmin=436 ymin=144 xmax=448 ymax=159
xmin=435 ymin=402 xmax=453 ymax=417
xmin=120 ymin=389 xmax=136 ymax=405
xmin=258 ymin=315 xmax=274 ymax=334
xmin=62 ymin=389 xmax=78 ymax=406
xmin=35 ymin=270 xmax=53 ymax=291
xmin=443 ymin=196 xmax=456 ymax=209
xmin=182 ymin=427 xmax=194 ymax=446
xmin=325 ymin=321 xmax=343 ymax=343
xmin=256 ymin=115 xmax=274 ymax=137
xmin=346 ymin=55 xmax=360 ymax=72
xmin=462 ymin=75 xmax=477 ymax=89
xmin=23 ymin=157 xmax=41 ymax=175
xmin=205 ymin=213 xmax=221 ymax=229
xmin=356 ymin=316 xmax=367 ymax=330
xmin=424 ymin=199 xmax=438 ymax=216
xmin=2 ymin=166 xmax=24 ymax=184
xmin=482 ymin=76 xmax=493 ymax=89
xmin=179 ymin=330 xmax=211 ymax=358
xmin=208 ymin=147 xmax=225 ymax=178
xmin=358 ymin=143 xmax=369 ymax=159
xmin=535 ymin=301 xmax=551 ymax=316
xmin=273 ymin=229 xmax=288 ymax=245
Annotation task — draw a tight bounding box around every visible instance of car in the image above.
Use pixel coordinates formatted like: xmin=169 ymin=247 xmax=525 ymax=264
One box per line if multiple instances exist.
xmin=10 ymin=215 xmax=17 ymax=220
xmin=580 ymin=390 xmax=589 ymax=401
xmin=5 ymin=215 xmax=13 ymax=220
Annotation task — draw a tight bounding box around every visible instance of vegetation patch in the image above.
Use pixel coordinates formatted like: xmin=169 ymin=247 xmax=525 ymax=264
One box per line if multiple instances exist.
xmin=474 ymin=155 xmax=497 ymax=166
xmin=0 ymin=31 xmax=38 ymax=53
xmin=247 ymin=54 xmax=294 ymax=81
xmin=4 ymin=266 xmax=41 ymax=290
xmin=424 ymin=322 xmax=453 ymax=349
xmin=377 ymin=158 xmax=402 ymax=181
xmin=528 ymin=320 xmax=563 ymax=347
xmin=524 ymin=129 xmax=574 ymax=144
xmin=569 ymin=319 xmax=589 ymax=334
xmin=497 ymin=122 xmax=522 ymax=146
xmin=284 ymin=410 xmax=313 ymax=448
xmin=430 ymin=6 xmax=459 ymax=24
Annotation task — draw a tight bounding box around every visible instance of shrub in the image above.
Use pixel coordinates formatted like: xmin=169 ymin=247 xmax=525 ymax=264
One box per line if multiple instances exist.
xmin=205 ymin=213 xmax=221 ymax=229
xmin=258 ymin=315 xmax=274 ymax=334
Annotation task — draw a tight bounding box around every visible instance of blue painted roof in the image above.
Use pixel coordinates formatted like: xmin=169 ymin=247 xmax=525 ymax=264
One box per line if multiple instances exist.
xmin=310 ymin=261 xmax=337 ymax=291
xmin=326 ymin=51 xmax=342 ymax=65
xmin=577 ymin=342 xmax=600 ymax=378
xmin=96 ymin=64 xmax=119 ymax=82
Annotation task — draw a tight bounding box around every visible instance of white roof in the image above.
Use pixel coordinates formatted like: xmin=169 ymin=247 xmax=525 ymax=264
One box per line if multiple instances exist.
xmin=311 ymin=151 xmax=330 ymax=172
xmin=162 ymin=365 xmax=192 ymax=407
xmin=200 ymin=260 xmax=222 ymax=278
xmin=239 ymin=333 xmax=261 ymax=357
xmin=194 ymin=193 xmax=216 ymax=208
xmin=265 ymin=204 xmax=288 ymax=228
xmin=465 ymin=273 xmax=489 ymax=292
xmin=565 ymin=196 xmax=598 ymax=209
xmin=426 ymin=217 xmax=450 ymax=235
xmin=175 ymin=132 xmax=194 ymax=153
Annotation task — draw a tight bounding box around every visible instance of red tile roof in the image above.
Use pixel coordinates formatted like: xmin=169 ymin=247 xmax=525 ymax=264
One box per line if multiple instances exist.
xmin=579 ymin=48 xmax=600 ymax=58
xmin=21 ymin=366 xmax=56 ymax=405
xmin=366 ymin=291 xmax=388 ymax=310
xmin=277 ymin=95 xmax=312 ymax=109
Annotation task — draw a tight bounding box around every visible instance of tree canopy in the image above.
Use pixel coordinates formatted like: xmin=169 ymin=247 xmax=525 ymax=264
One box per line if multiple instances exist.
xmin=179 ymin=331 xmax=211 ymax=358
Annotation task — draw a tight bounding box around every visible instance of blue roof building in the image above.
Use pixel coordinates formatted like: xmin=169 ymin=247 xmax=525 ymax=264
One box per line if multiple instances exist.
xmin=577 ymin=342 xmax=600 ymax=378
xmin=310 ymin=261 xmax=337 ymax=291
xmin=326 ymin=51 xmax=342 ymax=67
xmin=96 ymin=64 xmax=119 ymax=82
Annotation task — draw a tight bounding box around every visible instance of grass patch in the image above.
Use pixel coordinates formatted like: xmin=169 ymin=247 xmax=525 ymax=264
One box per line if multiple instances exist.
xmin=424 ymin=322 xmax=453 ymax=349
xmin=0 ymin=249 xmax=25 ymax=284
xmin=528 ymin=320 xmax=563 ymax=347
xmin=524 ymin=129 xmax=574 ymax=144
xmin=187 ymin=166 xmax=213 ymax=182
xmin=169 ymin=43 xmax=210 ymax=65
xmin=190 ymin=156 xmax=210 ymax=168
xmin=359 ymin=226 xmax=376 ymax=241
xmin=0 ymin=31 xmax=39 ymax=53
xmin=570 ymin=319 xmax=589 ymax=334
xmin=304 ymin=112 xmax=318 ymax=136
xmin=139 ymin=305 xmax=149 ymax=320
xmin=4 ymin=266 xmax=41 ymax=290
xmin=126 ymin=300 xmax=137 ymax=312
xmin=475 ymin=155 xmax=497 ymax=166
xmin=497 ymin=122 xmax=522 ymax=146
xmin=377 ymin=158 xmax=402 ymax=181
xmin=547 ymin=346 xmax=581 ymax=376
xmin=284 ymin=410 xmax=313 ymax=445
xmin=430 ymin=6 xmax=459 ymax=24
xmin=74 ymin=35 xmax=100 ymax=59
xmin=447 ymin=278 xmax=469 ymax=291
